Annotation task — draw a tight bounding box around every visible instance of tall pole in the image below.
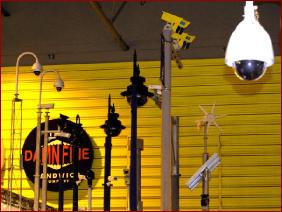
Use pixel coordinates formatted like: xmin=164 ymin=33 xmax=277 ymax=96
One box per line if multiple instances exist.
xmin=136 ymin=139 xmax=144 ymax=210
xmin=34 ymin=107 xmax=42 ymax=211
xmin=41 ymin=111 xmax=50 ymax=211
xmin=130 ymin=73 xmax=138 ymax=211
xmin=101 ymin=94 xmax=125 ymax=211
xmin=73 ymin=141 xmax=79 ymax=211
xmin=58 ymin=138 xmax=64 ymax=211
xmin=171 ymin=116 xmax=180 ymax=210
xmin=86 ymin=170 xmax=94 ymax=211
xmin=103 ymin=95 xmax=113 ymax=211
xmin=104 ymin=135 xmax=112 ymax=211
xmin=34 ymin=69 xmax=64 ymax=211
xmin=73 ymin=115 xmax=82 ymax=211
xmin=12 ymin=52 xmax=41 ymax=211
xmin=161 ymin=23 xmax=172 ymax=211
xmin=121 ymin=51 xmax=152 ymax=211
xmin=58 ymin=116 xmax=65 ymax=212
xmin=202 ymin=122 xmax=209 ymax=211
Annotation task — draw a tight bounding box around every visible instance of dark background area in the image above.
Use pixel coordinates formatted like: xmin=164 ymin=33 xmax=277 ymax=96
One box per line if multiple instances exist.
xmin=1 ymin=1 xmax=280 ymax=66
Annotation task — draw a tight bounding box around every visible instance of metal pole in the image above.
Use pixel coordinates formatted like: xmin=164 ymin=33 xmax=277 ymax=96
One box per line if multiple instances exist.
xmin=123 ymin=167 xmax=130 ymax=210
xmin=104 ymin=135 xmax=112 ymax=211
xmin=136 ymin=139 xmax=144 ymax=210
xmin=73 ymin=140 xmax=79 ymax=211
xmin=88 ymin=186 xmax=92 ymax=211
xmin=171 ymin=116 xmax=179 ymax=210
xmin=58 ymin=136 xmax=64 ymax=211
xmin=130 ymin=76 xmax=138 ymax=211
xmin=41 ymin=111 xmax=50 ymax=211
xmin=34 ymin=69 xmax=63 ymax=211
xmin=161 ymin=23 xmax=172 ymax=211
xmin=34 ymin=108 xmax=42 ymax=211
xmin=202 ymin=122 xmax=209 ymax=211
xmin=86 ymin=170 xmax=94 ymax=211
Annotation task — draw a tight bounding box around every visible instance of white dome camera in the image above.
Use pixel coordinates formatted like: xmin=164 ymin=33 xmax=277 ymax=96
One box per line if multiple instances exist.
xmin=54 ymin=78 xmax=64 ymax=92
xmin=31 ymin=61 xmax=42 ymax=76
xmin=225 ymin=1 xmax=274 ymax=81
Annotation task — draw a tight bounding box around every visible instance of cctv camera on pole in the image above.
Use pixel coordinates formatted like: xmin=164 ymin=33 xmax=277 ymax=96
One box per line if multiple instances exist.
xmin=160 ymin=11 xmax=195 ymax=210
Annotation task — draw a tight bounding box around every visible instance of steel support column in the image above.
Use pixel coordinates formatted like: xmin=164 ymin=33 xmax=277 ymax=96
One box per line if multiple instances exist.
xmin=161 ymin=24 xmax=172 ymax=210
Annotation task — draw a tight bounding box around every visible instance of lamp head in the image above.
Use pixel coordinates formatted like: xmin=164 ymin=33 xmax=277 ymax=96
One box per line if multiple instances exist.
xmin=121 ymin=50 xmax=154 ymax=107
xmin=121 ymin=83 xmax=154 ymax=107
xmin=225 ymin=1 xmax=274 ymax=81
xmin=32 ymin=61 xmax=42 ymax=76
xmin=234 ymin=60 xmax=266 ymax=80
xmin=100 ymin=96 xmax=126 ymax=137
xmin=54 ymin=77 xmax=64 ymax=92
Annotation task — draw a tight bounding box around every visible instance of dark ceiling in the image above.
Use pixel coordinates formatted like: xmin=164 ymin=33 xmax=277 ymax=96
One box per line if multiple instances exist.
xmin=1 ymin=1 xmax=280 ymax=67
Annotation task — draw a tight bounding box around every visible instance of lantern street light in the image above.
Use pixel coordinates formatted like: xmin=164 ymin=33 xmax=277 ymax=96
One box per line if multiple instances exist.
xmin=100 ymin=94 xmax=125 ymax=211
xmin=71 ymin=115 xmax=84 ymax=211
xmin=121 ymin=51 xmax=153 ymax=211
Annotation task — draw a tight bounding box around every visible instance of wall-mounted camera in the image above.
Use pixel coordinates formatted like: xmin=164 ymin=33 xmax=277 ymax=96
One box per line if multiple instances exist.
xmin=172 ymin=32 xmax=196 ymax=50
xmin=148 ymin=85 xmax=162 ymax=108
xmin=161 ymin=11 xmax=190 ymax=35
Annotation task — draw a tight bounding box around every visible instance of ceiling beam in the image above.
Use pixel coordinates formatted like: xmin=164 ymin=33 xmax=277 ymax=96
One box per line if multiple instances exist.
xmin=89 ymin=1 xmax=129 ymax=51
xmin=111 ymin=2 xmax=127 ymax=23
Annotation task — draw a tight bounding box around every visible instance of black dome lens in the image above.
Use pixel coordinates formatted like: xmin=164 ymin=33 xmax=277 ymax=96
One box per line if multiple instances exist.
xmin=234 ymin=60 xmax=265 ymax=81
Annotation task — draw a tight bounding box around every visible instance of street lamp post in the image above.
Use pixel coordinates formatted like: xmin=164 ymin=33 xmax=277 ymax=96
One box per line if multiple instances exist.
xmin=33 ymin=69 xmax=64 ymax=211
xmin=14 ymin=52 xmax=42 ymax=99
xmin=8 ymin=52 xmax=42 ymax=211
xmin=121 ymin=51 xmax=153 ymax=210
xmin=100 ymin=94 xmax=125 ymax=211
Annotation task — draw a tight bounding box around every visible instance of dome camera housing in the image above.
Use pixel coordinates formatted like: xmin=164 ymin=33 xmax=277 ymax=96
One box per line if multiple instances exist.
xmin=225 ymin=2 xmax=274 ymax=81
xmin=54 ymin=78 xmax=64 ymax=92
xmin=32 ymin=61 xmax=42 ymax=76
xmin=234 ymin=60 xmax=266 ymax=81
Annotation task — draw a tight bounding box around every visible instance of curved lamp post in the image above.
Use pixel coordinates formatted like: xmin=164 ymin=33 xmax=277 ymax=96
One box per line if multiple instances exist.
xmin=8 ymin=52 xmax=42 ymax=211
xmin=33 ymin=69 xmax=64 ymax=211
xmin=15 ymin=52 xmax=42 ymax=99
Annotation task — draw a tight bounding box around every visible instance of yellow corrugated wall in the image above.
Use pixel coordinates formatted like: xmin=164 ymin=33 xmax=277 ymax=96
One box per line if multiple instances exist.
xmin=1 ymin=57 xmax=280 ymax=211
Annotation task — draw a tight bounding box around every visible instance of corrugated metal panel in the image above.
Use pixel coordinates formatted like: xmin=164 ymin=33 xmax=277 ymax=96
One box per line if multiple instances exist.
xmin=1 ymin=57 xmax=280 ymax=210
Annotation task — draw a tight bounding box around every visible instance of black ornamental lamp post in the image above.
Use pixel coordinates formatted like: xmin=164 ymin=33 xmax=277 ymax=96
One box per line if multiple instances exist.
xmin=100 ymin=94 xmax=125 ymax=211
xmin=121 ymin=50 xmax=153 ymax=211
xmin=71 ymin=115 xmax=84 ymax=211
